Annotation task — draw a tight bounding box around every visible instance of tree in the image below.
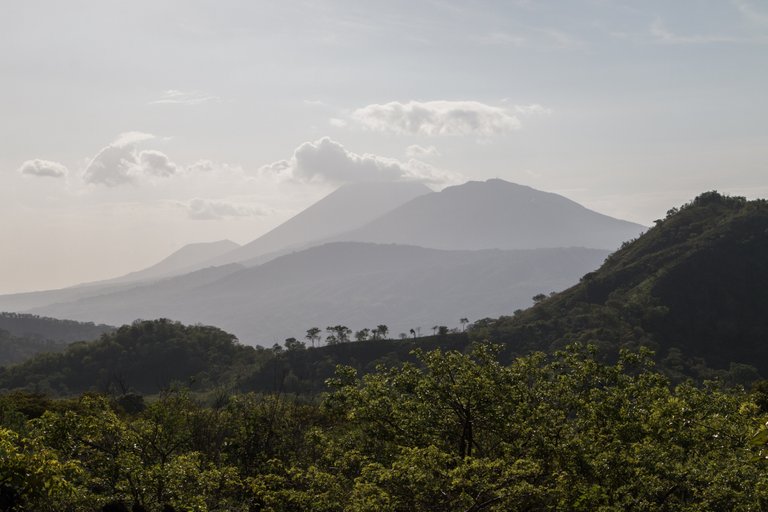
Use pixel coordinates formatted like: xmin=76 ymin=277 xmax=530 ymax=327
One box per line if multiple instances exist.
xmin=376 ymin=325 xmax=389 ymax=340
xmin=460 ymin=318 xmax=469 ymax=332
xmin=409 ymin=329 xmax=416 ymax=339
xmin=284 ymin=338 xmax=305 ymax=351
xmin=305 ymin=327 xmax=321 ymax=348
xmin=531 ymin=293 xmax=547 ymax=304
xmin=326 ymin=325 xmax=351 ymax=344
xmin=354 ymin=328 xmax=370 ymax=342
xmin=325 ymin=344 xmax=768 ymax=510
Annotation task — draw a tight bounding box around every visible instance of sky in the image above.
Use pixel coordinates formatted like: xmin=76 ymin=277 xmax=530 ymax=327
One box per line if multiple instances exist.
xmin=1 ymin=0 xmax=766 ymax=294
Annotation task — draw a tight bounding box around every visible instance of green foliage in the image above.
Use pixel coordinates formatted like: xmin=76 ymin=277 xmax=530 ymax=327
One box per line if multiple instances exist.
xmin=0 ymin=313 xmax=114 ymax=344
xmin=2 ymin=344 xmax=768 ymax=510
xmin=0 ymin=329 xmax=68 ymax=368
xmin=325 ymin=344 xmax=768 ymax=510
xmin=0 ymin=319 xmax=265 ymax=395
xmin=470 ymin=192 xmax=768 ymax=381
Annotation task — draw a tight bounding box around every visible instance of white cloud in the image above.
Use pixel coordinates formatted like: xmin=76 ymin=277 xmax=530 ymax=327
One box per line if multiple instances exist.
xmin=650 ymin=19 xmax=752 ymax=45
xmin=329 ymin=118 xmax=348 ymax=128
xmin=511 ymin=103 xmax=553 ymax=115
xmin=406 ymin=144 xmax=441 ymax=159
xmin=186 ymin=198 xmax=269 ymax=220
xmin=474 ymin=32 xmax=527 ymax=47
xmin=112 ymin=131 xmax=156 ymax=147
xmin=184 ymin=160 xmax=245 ymax=176
xmin=83 ymin=144 xmax=140 ymax=186
xmin=186 ymin=160 xmax=216 ymax=173
xmin=348 ymin=100 xmax=526 ymax=136
xmin=149 ymin=89 xmax=220 ymax=106
xmin=472 ymin=28 xmax=582 ymax=50
xmin=733 ymin=0 xmax=768 ymax=26
xmin=83 ymin=133 xmax=177 ymax=186
xmin=260 ymin=137 xmax=460 ymax=185
xmin=18 ymin=159 xmax=68 ymax=178
xmin=140 ymin=150 xmax=177 ymax=177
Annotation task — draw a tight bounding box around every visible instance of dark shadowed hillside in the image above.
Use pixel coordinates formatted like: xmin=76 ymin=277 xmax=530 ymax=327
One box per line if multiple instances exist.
xmin=0 ymin=313 xmax=115 ymax=367
xmin=0 ymin=319 xmax=262 ymax=395
xmin=470 ymin=192 xmax=768 ymax=379
xmin=0 ymin=312 xmax=114 ymax=343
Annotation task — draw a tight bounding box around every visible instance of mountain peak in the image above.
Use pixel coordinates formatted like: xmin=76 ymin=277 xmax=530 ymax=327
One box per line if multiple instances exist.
xmin=333 ymin=180 xmax=646 ymax=251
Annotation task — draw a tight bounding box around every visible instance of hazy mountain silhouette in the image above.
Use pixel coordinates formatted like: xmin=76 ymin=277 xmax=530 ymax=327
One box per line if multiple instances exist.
xmin=29 ymin=242 xmax=608 ymax=344
xmin=0 ymin=241 xmax=240 ymax=311
xmin=103 ymin=239 xmax=240 ymax=283
xmin=0 ymin=180 xmax=640 ymax=318
xmin=329 ymin=179 xmax=645 ymax=251
xmin=202 ymin=181 xmax=432 ymax=267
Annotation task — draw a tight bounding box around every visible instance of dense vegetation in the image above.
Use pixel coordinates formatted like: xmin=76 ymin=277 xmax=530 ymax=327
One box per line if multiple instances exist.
xmin=0 ymin=313 xmax=114 ymax=344
xmin=3 ymin=344 xmax=768 ymax=511
xmin=0 ymin=313 xmax=114 ymax=367
xmin=0 ymin=320 xmax=263 ymax=395
xmin=0 ymin=318 xmax=470 ymax=396
xmin=470 ymin=191 xmax=768 ymax=381
xmin=0 ymin=330 xmax=67 ymax=368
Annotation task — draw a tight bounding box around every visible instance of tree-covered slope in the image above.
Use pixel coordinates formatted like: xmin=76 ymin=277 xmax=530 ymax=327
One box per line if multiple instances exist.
xmin=0 ymin=319 xmax=264 ymax=395
xmin=472 ymin=191 xmax=768 ymax=378
xmin=0 ymin=312 xmax=114 ymax=343
xmin=0 ymin=313 xmax=115 ymax=367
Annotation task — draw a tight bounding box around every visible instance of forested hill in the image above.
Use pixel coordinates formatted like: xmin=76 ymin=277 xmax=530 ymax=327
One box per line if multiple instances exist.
xmin=0 ymin=313 xmax=116 ymax=367
xmin=472 ymin=191 xmax=768 ymax=379
xmin=0 ymin=319 xmax=261 ymax=395
xmin=0 ymin=312 xmax=114 ymax=342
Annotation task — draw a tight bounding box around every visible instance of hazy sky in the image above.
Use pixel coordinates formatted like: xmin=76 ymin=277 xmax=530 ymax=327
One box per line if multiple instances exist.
xmin=2 ymin=0 xmax=766 ymax=294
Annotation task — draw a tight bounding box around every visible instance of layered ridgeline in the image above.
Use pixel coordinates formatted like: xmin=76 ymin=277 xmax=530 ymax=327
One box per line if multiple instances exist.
xmin=0 ymin=241 xmax=240 ymax=313
xmin=0 ymin=182 xmax=430 ymax=312
xmin=3 ymin=192 xmax=767 ymax=396
xmin=0 ymin=313 xmax=114 ymax=367
xmin=472 ymin=191 xmax=768 ymax=379
xmin=0 ymin=179 xmax=642 ymax=344
xmin=206 ymin=180 xmax=432 ymax=267
xmin=100 ymin=239 xmax=240 ymax=284
xmin=26 ymin=244 xmax=608 ymax=344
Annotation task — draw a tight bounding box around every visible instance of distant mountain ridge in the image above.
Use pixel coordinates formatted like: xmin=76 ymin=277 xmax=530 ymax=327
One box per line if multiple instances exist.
xmin=202 ymin=181 xmax=432 ymax=267
xmin=103 ymin=239 xmax=240 ymax=284
xmin=330 ymin=179 xmax=646 ymax=251
xmin=28 ymin=243 xmax=609 ymax=344
xmin=0 ymin=179 xmax=643 ymax=336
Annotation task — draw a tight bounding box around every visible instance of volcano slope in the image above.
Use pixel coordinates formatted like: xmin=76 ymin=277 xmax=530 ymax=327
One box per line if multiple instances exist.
xmin=470 ymin=191 xmax=768 ymax=380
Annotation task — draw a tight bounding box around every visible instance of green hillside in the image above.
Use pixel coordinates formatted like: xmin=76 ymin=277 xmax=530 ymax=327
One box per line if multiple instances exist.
xmin=472 ymin=191 xmax=768 ymax=380
xmin=0 ymin=312 xmax=114 ymax=342
xmin=0 ymin=313 xmax=115 ymax=367
xmin=0 ymin=319 xmax=262 ymax=395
